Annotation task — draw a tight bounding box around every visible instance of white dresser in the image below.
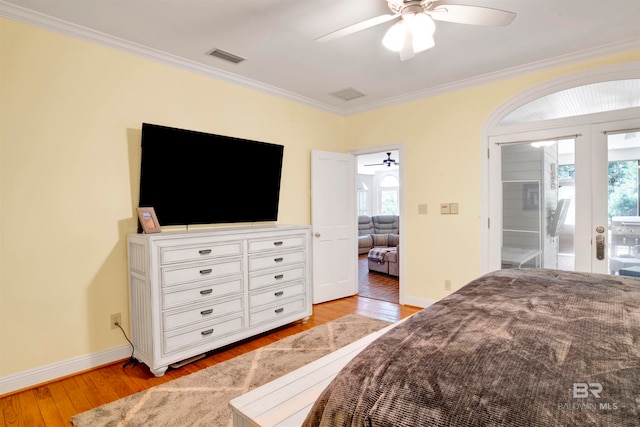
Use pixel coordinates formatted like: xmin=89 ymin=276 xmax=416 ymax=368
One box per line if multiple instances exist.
xmin=127 ymin=225 xmax=312 ymax=376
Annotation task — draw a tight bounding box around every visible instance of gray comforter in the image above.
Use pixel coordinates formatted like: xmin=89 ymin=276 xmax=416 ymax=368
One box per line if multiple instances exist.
xmin=303 ymin=269 xmax=640 ymax=426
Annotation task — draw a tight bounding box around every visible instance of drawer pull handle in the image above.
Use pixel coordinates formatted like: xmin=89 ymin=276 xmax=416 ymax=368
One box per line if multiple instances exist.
xmin=200 ymin=269 xmax=213 ymax=275
xmin=201 ymin=329 xmax=214 ymax=336
xmin=274 ymin=257 xmax=284 ymax=263
xmin=275 ymin=308 xmax=284 ymax=314
xmin=274 ymin=291 xmax=284 ymax=297
xmin=274 ymin=274 xmax=284 ymax=280
xmin=200 ymin=309 xmax=213 ymax=315
xmin=200 ymin=289 xmax=213 ymax=295
xmin=199 ymin=249 xmax=212 ymax=255
xmin=273 ymin=241 xmax=284 ymax=246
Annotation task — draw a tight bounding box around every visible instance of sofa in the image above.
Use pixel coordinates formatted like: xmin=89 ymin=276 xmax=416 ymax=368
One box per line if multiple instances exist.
xmin=358 ymin=215 xmax=399 ymax=276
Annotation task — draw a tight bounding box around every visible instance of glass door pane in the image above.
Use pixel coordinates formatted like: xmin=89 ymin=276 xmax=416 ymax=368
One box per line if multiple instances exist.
xmin=500 ymin=139 xmax=576 ymax=271
xmin=501 ymin=180 xmax=541 ymax=268
xmin=556 ymin=139 xmax=576 ymax=270
xmin=607 ymin=130 xmax=640 ymax=276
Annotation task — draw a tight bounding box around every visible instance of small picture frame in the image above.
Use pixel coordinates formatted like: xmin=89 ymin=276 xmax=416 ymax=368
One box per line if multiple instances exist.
xmin=137 ymin=207 xmax=161 ymax=234
xmin=523 ymin=183 xmax=540 ymax=211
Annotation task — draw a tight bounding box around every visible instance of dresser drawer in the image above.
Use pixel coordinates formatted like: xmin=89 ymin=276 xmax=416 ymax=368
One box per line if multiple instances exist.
xmin=163 ymin=315 xmax=244 ymax=354
xmin=163 ymin=297 xmax=244 ymax=331
xmin=162 ymin=277 xmax=243 ymax=310
xmin=249 ymin=265 xmax=305 ymax=290
xmin=160 ymin=241 xmax=242 ymax=264
xmin=248 ymin=250 xmax=305 ymax=271
xmin=248 ymin=235 xmax=305 ymax=253
xmin=249 ymin=281 xmax=305 ymax=308
xmin=249 ymin=297 xmax=306 ymax=327
xmin=162 ymin=258 xmax=243 ymax=287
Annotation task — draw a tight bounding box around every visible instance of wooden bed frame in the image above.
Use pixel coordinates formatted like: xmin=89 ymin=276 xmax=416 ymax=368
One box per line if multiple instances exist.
xmin=229 ymin=319 xmax=407 ymax=426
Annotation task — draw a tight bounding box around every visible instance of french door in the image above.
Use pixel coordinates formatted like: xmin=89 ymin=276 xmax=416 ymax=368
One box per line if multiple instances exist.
xmin=489 ymin=117 xmax=640 ymax=275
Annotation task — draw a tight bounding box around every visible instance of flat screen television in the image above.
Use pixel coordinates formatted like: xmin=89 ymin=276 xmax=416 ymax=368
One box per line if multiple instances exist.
xmin=138 ymin=123 xmax=284 ymax=227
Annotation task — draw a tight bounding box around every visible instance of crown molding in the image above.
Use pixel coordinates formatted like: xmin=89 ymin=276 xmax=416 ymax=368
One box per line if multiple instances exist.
xmin=2 ymin=1 xmax=638 ymax=117
xmin=342 ymin=38 xmax=640 ymax=115
xmin=0 ymin=1 xmax=344 ymax=115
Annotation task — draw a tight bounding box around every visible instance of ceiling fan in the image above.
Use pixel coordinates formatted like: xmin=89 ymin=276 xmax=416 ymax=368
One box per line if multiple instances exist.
xmin=315 ymin=0 xmax=516 ymax=61
xmin=365 ymin=152 xmax=400 ymax=167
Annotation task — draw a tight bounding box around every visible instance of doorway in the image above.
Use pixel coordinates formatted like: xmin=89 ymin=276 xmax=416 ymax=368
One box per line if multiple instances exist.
xmin=354 ymin=149 xmax=402 ymax=303
xmin=492 ymin=123 xmax=640 ymax=275
xmin=484 ymin=67 xmax=640 ymax=275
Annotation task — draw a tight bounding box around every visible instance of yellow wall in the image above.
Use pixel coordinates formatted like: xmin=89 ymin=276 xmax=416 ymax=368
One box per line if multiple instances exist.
xmin=1 ymin=16 xmax=638 ymax=378
xmin=0 ymin=18 xmax=344 ymax=376
xmin=346 ymin=50 xmax=640 ymax=301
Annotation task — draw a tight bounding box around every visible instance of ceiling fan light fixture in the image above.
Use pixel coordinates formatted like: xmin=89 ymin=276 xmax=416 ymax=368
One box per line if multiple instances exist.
xmin=411 ymin=13 xmax=435 ymax=53
xmin=382 ymin=20 xmax=406 ymax=52
xmin=382 ymin=12 xmax=435 ymax=55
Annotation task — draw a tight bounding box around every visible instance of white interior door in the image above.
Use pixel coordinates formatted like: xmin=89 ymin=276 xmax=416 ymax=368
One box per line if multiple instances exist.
xmin=311 ymin=150 xmax=357 ymax=303
xmin=489 ymin=117 xmax=640 ymax=275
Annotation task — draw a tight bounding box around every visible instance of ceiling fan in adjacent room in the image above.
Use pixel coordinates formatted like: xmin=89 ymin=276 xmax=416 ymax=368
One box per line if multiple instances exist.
xmin=315 ymin=0 xmax=516 ymax=61
xmin=365 ymin=152 xmax=400 ymax=167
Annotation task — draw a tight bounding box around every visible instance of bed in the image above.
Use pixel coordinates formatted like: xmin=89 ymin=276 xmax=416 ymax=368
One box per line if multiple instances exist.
xmin=303 ymin=268 xmax=640 ymax=426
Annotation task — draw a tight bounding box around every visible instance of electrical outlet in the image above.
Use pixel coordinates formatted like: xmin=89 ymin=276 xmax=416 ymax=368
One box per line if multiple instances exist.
xmin=111 ymin=313 xmax=121 ymax=330
xmin=444 ymin=280 xmax=452 ymax=291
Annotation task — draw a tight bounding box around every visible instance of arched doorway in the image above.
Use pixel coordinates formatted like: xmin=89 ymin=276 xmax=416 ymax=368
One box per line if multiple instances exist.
xmin=482 ymin=62 xmax=640 ymax=275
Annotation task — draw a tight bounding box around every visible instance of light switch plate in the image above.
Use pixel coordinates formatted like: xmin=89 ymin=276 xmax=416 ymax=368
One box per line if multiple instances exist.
xmin=450 ymin=203 xmax=459 ymax=214
xmin=418 ymin=204 xmax=428 ymax=214
xmin=440 ymin=203 xmax=450 ymax=214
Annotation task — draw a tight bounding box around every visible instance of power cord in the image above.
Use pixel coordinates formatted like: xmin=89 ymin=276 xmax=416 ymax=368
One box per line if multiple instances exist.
xmin=115 ymin=321 xmax=139 ymax=369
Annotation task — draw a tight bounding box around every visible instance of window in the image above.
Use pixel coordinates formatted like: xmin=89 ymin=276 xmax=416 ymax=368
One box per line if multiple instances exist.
xmin=379 ymin=174 xmax=399 ymax=215
xmin=357 ymin=181 xmax=369 ymax=216
xmin=608 ymin=160 xmax=639 ymax=218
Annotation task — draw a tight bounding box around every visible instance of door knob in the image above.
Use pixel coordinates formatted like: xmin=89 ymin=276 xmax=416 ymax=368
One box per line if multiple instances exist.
xmin=314 ymin=232 xmax=321 ymax=237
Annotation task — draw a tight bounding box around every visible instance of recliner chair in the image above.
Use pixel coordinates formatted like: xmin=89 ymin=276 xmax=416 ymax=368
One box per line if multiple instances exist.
xmin=357 ymin=214 xmax=400 ymax=276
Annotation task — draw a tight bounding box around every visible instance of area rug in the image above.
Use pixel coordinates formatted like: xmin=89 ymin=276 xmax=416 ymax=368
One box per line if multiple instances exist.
xmin=71 ymin=314 xmax=391 ymax=427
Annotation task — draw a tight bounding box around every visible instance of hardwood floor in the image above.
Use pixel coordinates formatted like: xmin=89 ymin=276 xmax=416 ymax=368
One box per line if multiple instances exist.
xmin=358 ymin=254 xmax=399 ymax=303
xmin=0 ymin=296 xmax=421 ymax=427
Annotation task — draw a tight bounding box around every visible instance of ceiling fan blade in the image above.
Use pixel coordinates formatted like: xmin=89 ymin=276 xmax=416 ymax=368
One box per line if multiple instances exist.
xmin=399 ymin=44 xmax=415 ymax=61
xmin=430 ymin=4 xmax=516 ymax=26
xmin=315 ymin=13 xmax=399 ymax=43
xmin=364 ymin=161 xmax=399 ymax=166
xmin=399 ymin=25 xmax=415 ymax=61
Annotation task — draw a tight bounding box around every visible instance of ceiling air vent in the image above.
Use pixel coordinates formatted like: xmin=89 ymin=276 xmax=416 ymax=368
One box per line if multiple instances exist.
xmin=207 ymin=48 xmax=246 ymax=64
xmin=330 ymin=87 xmax=365 ymax=101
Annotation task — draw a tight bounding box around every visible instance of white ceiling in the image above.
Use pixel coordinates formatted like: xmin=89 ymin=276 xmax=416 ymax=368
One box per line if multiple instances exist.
xmin=2 ymin=0 xmax=640 ymax=115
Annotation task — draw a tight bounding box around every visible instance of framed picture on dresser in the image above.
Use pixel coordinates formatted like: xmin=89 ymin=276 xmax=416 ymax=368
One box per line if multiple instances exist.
xmin=137 ymin=207 xmax=161 ymax=234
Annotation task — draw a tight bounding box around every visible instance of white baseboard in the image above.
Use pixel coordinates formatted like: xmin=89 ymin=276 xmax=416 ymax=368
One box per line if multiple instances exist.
xmin=0 ymin=344 xmax=132 ymax=396
xmin=0 ymin=297 xmax=434 ymax=396
xmin=401 ymin=295 xmax=436 ymax=308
